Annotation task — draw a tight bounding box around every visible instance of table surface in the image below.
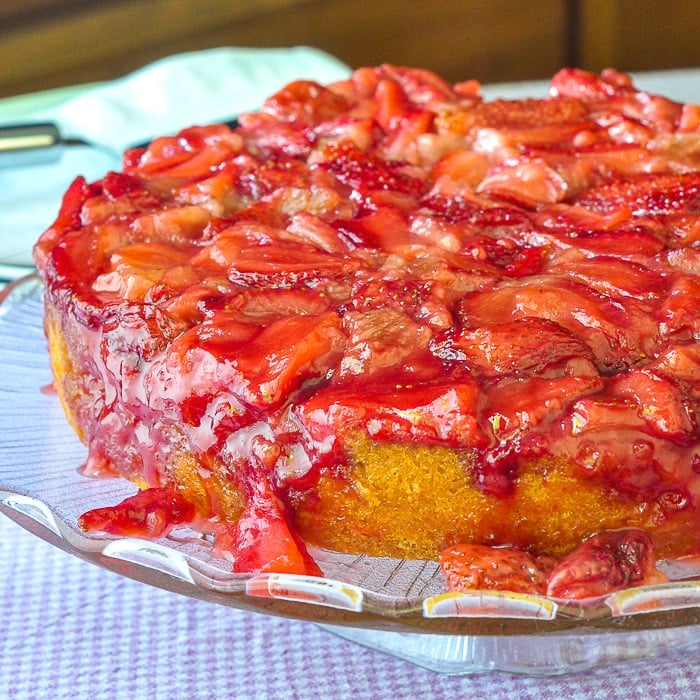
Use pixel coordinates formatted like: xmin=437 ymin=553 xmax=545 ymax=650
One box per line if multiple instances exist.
xmin=3 ymin=53 xmax=700 ymax=699
xmin=1 ymin=513 xmax=699 ymax=700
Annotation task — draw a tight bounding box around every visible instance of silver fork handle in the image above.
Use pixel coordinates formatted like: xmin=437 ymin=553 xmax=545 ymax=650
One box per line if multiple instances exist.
xmin=0 ymin=123 xmax=62 ymax=167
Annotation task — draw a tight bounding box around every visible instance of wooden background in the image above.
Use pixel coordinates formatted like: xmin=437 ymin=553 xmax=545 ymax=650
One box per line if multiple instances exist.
xmin=1 ymin=0 xmax=700 ymax=99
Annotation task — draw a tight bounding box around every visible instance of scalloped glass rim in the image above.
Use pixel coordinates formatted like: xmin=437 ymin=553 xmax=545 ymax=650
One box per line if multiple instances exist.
xmin=3 ymin=275 xmax=700 ymax=673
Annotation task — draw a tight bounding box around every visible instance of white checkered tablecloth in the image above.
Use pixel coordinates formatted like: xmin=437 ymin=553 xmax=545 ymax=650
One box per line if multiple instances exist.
xmin=1 ymin=513 xmax=699 ymax=700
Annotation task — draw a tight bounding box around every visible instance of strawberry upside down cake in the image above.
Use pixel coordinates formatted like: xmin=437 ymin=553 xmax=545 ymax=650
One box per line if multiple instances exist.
xmin=33 ymin=64 xmax=700 ymax=599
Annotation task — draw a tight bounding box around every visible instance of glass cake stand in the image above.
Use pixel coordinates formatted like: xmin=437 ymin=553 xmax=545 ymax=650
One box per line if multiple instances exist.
xmin=2 ymin=276 xmax=700 ymax=675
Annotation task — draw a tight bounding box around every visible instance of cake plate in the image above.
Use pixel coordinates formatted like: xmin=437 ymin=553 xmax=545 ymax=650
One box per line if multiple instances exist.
xmin=2 ymin=275 xmax=700 ymax=675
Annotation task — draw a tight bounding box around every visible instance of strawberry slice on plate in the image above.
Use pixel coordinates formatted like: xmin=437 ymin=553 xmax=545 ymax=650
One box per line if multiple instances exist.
xmin=440 ymin=543 xmax=552 ymax=594
xmin=546 ymin=528 xmax=667 ymax=600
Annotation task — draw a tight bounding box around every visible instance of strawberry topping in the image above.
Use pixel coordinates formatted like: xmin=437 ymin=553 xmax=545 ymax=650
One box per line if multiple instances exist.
xmin=33 ymin=64 xmax=700 ymax=590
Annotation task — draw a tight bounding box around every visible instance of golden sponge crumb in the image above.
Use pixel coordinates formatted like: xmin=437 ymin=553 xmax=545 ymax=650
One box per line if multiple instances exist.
xmin=172 ymin=452 xmax=245 ymax=523
xmin=45 ymin=309 xmax=85 ymax=441
xmin=294 ymin=432 xmax=643 ymax=559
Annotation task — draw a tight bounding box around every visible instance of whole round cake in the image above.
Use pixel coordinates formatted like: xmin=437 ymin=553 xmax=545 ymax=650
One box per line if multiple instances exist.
xmin=34 ymin=65 xmax=700 ymax=599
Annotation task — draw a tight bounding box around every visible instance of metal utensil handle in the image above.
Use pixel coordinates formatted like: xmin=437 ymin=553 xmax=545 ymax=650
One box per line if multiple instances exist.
xmin=0 ymin=122 xmax=61 ymax=167
xmin=0 ymin=122 xmax=61 ymax=152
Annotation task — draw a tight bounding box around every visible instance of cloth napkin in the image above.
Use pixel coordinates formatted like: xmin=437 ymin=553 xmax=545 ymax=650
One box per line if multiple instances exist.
xmin=0 ymin=46 xmax=351 ymax=272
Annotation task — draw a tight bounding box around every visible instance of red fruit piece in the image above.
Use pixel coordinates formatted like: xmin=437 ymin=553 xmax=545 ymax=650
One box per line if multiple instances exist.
xmin=226 ymin=286 xmax=334 ymax=325
xmin=298 ymin=380 xmax=486 ymax=450
xmin=440 ymin=543 xmax=551 ymax=594
xmin=429 ymin=318 xmax=595 ymax=379
xmin=373 ymin=77 xmax=412 ymax=131
xmin=320 ymin=141 xmax=425 ymax=198
xmin=230 ymin=241 xmax=362 ymax=286
xmin=609 ymin=368 xmax=696 ymax=440
xmin=230 ymin=155 xmax=311 ymax=199
xmin=51 ymin=176 xmax=96 ymax=231
xmin=346 ymin=275 xmax=451 ymax=327
xmin=259 ymin=79 xmax=349 ymax=126
xmin=546 ymin=529 xmax=667 ymax=600
xmin=475 ymin=374 xmax=603 ymax=497
xmin=78 ymin=487 xmax=195 ymax=538
xmin=457 ymin=278 xmax=659 ymax=372
xmin=380 ymin=109 xmax=435 ymax=162
xmin=478 ymin=158 xmax=569 ymax=207
xmin=100 ymin=171 xmax=161 ymax=207
xmin=376 ymin=64 xmax=457 ymax=109
xmin=550 ymin=67 xmax=635 ymax=102
xmin=484 ymin=373 xmax=603 ymax=440
xmin=337 ymin=309 xmax=433 ymax=380
xmin=131 ymin=124 xmax=242 ymax=178
xmin=334 ymin=205 xmax=411 ymax=251
xmin=658 ymin=276 xmax=700 ymax=340
xmin=575 ymin=172 xmax=700 ymax=217
xmin=549 ymin=253 xmax=668 ymax=302
xmin=218 ymin=312 xmax=346 ymax=407
xmin=550 ymin=68 xmax=683 ymax=132
xmin=422 ymin=192 xmax=531 ymax=228
xmin=474 ymin=96 xmax=589 ymax=130
xmin=217 ymin=472 xmax=322 ymax=577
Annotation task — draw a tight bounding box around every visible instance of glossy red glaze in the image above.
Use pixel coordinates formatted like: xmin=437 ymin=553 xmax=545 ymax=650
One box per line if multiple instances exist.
xmin=34 ymin=65 xmax=700 ymax=585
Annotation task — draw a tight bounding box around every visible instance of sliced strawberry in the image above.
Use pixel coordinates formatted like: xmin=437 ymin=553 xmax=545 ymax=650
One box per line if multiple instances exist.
xmin=53 ymin=176 xmax=93 ymax=228
xmin=472 ymin=374 xmax=603 ymax=496
xmin=229 ymin=240 xmax=363 ymax=286
xmin=259 ymin=79 xmax=349 ymax=126
xmin=236 ymin=113 xmax=312 ymax=160
xmin=534 ymin=142 xmax=667 ymax=181
xmin=229 ymin=154 xmax=311 ymax=200
xmin=438 ymin=95 xmax=589 ymax=137
xmin=229 ymin=312 xmax=345 ymax=407
xmin=337 ymin=308 xmax=433 ymax=379
xmin=534 ymin=212 xmax=666 ymax=257
xmin=226 ymin=286 xmax=334 ymax=325
xmin=131 ymin=125 xmax=242 ymax=179
xmin=164 ymin=312 xmax=345 ymax=415
xmin=546 ymin=528 xmax=667 ymax=600
xmin=319 ymin=141 xmax=426 ymax=199
xmin=658 ymin=276 xmax=700 ymax=340
xmin=298 ymin=379 xmax=486 ymax=451
xmin=440 ymin=543 xmax=551 ymax=594
xmin=550 ymin=67 xmax=635 ymax=102
xmin=217 ymin=468 xmax=322 ymax=576
xmin=373 ymin=77 xmax=412 ymax=131
xmin=429 ymin=149 xmax=491 ymax=188
xmin=421 ymin=191 xmax=532 ymax=229
xmin=334 ymin=205 xmax=412 ymax=251
xmin=547 ymin=253 xmax=668 ymax=301
xmin=93 ymin=239 xmax=201 ymax=300
xmin=574 ymin=172 xmax=700 ymax=217
xmin=483 ymin=374 xmax=603 ymax=441
xmin=345 ymin=274 xmax=452 ymax=327
xmin=379 ymin=109 xmax=435 ymax=163
xmin=377 ymin=65 xmax=457 ymax=109
xmin=608 ymin=368 xmax=696 ymax=440
xmin=194 ymin=226 xmax=363 ymax=284
xmin=552 ymin=68 xmax=684 ymax=133
xmin=457 ymin=278 xmax=660 ymax=371
xmin=555 ymin=396 xmax=677 ymax=497
xmin=478 ymin=158 xmax=569 ymax=207
xmin=649 ymin=341 xmax=700 ymax=385
xmin=100 ymin=171 xmax=163 ymax=209
xmin=78 ymin=487 xmax=195 ymax=538
xmin=430 ymin=318 xmax=596 ymax=379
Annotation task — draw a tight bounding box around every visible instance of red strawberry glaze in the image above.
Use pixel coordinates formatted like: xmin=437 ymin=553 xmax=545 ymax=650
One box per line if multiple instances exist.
xmin=34 ymin=65 xmax=700 ymax=593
